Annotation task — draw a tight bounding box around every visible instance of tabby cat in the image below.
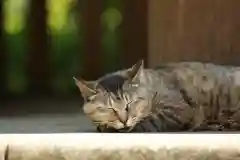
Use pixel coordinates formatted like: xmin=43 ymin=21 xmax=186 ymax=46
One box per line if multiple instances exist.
xmin=74 ymin=61 xmax=146 ymax=132
xmin=75 ymin=60 xmax=240 ymax=132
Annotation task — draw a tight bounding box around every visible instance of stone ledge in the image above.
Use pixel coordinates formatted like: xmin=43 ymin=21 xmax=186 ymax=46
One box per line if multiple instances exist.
xmin=0 ymin=133 xmax=239 ymax=160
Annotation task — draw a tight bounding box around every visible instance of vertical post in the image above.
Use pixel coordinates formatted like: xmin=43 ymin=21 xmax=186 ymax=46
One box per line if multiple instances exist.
xmin=121 ymin=0 xmax=148 ymax=68
xmin=27 ymin=0 xmax=50 ymax=95
xmin=0 ymin=0 xmax=6 ymax=96
xmin=80 ymin=0 xmax=103 ymax=80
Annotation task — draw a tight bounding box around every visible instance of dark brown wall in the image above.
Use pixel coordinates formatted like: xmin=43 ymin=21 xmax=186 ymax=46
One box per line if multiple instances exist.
xmin=148 ymin=0 xmax=240 ymax=67
xmin=121 ymin=0 xmax=148 ymax=68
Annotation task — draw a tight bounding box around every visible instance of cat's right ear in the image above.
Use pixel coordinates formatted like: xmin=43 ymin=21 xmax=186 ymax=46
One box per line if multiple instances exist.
xmin=73 ymin=77 xmax=98 ymax=101
xmin=125 ymin=59 xmax=144 ymax=84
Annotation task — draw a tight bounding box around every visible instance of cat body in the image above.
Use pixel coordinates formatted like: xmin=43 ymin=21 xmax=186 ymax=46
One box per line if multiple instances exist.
xmin=126 ymin=62 xmax=240 ymax=132
xmin=74 ymin=61 xmax=240 ymax=132
xmin=161 ymin=62 xmax=240 ymax=131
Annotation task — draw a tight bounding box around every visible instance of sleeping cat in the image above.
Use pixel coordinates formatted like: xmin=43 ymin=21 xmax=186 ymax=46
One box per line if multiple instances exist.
xmin=74 ymin=76 xmax=188 ymax=132
xmin=75 ymin=60 xmax=240 ymax=132
xmin=74 ymin=61 xmax=147 ymax=132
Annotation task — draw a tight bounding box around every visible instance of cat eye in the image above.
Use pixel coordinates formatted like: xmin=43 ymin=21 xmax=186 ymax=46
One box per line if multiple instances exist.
xmin=125 ymin=100 xmax=133 ymax=111
xmin=125 ymin=105 xmax=129 ymax=111
xmin=127 ymin=100 xmax=132 ymax=105
xmin=137 ymin=97 xmax=145 ymax=100
xmin=132 ymin=116 xmax=137 ymax=120
xmin=116 ymin=96 xmax=121 ymax=100
xmin=97 ymin=107 xmax=106 ymax=112
xmin=127 ymin=100 xmax=133 ymax=105
xmin=86 ymin=95 xmax=96 ymax=102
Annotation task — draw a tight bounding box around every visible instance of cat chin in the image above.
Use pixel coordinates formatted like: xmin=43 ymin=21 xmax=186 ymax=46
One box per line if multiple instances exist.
xmin=117 ymin=127 xmax=131 ymax=132
xmin=111 ymin=122 xmax=125 ymax=130
xmin=126 ymin=119 xmax=136 ymax=128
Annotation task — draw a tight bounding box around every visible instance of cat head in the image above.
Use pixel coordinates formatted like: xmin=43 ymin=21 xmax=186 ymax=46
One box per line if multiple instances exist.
xmin=74 ymin=59 xmax=148 ymax=131
xmin=74 ymin=78 xmax=151 ymax=131
xmin=82 ymin=88 xmax=152 ymax=132
xmin=74 ymin=77 xmax=124 ymax=129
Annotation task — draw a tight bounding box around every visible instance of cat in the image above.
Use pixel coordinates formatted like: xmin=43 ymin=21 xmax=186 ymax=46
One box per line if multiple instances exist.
xmin=75 ymin=60 xmax=240 ymax=132
xmin=74 ymin=60 xmax=192 ymax=132
xmin=73 ymin=61 xmax=146 ymax=132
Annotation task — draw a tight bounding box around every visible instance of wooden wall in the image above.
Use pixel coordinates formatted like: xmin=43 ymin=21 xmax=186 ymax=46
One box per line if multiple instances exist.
xmin=148 ymin=0 xmax=240 ymax=67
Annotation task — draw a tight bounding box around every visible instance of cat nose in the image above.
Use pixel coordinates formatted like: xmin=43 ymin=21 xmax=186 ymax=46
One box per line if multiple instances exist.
xmin=118 ymin=114 xmax=127 ymax=125
xmin=126 ymin=119 xmax=132 ymax=127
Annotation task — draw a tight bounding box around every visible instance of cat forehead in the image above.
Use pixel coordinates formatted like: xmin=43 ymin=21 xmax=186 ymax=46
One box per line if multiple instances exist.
xmin=98 ymin=75 xmax=128 ymax=93
xmin=121 ymin=90 xmax=140 ymax=99
xmin=89 ymin=91 xmax=123 ymax=105
xmin=122 ymin=81 xmax=142 ymax=94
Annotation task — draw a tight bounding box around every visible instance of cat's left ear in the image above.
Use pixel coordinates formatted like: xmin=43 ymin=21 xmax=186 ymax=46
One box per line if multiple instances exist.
xmin=73 ymin=77 xmax=98 ymax=101
xmin=125 ymin=59 xmax=144 ymax=84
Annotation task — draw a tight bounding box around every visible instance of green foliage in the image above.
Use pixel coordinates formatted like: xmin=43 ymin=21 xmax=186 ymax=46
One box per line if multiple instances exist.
xmin=5 ymin=32 xmax=28 ymax=94
xmin=4 ymin=0 xmax=122 ymax=95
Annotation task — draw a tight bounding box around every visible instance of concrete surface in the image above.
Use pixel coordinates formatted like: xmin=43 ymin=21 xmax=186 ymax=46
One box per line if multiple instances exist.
xmin=0 ymin=97 xmax=99 ymax=133
xmin=0 ymin=113 xmax=96 ymax=133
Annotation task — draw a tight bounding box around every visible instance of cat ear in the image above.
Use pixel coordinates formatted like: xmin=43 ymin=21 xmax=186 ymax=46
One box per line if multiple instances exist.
xmin=73 ymin=77 xmax=98 ymax=101
xmin=125 ymin=59 xmax=144 ymax=84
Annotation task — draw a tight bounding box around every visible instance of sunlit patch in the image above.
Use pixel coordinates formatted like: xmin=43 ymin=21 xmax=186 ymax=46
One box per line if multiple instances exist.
xmin=101 ymin=7 xmax=122 ymax=32
xmin=47 ymin=0 xmax=77 ymax=35
xmin=4 ymin=0 xmax=29 ymax=35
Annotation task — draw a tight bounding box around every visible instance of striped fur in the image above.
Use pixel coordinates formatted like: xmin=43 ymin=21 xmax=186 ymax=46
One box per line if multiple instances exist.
xmin=75 ymin=60 xmax=240 ymax=132
xmin=119 ymin=62 xmax=240 ymax=132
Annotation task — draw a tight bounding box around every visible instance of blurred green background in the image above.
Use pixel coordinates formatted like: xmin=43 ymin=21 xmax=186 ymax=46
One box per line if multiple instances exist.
xmin=4 ymin=0 xmax=123 ymax=96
